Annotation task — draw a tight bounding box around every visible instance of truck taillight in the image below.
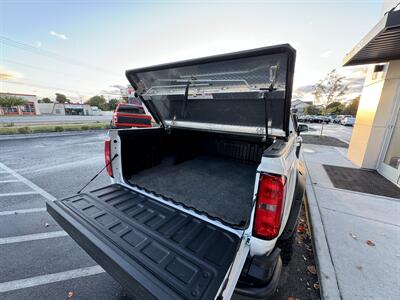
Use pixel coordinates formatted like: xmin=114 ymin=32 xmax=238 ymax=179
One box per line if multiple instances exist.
xmin=104 ymin=138 xmax=113 ymax=177
xmin=253 ymin=173 xmax=286 ymax=240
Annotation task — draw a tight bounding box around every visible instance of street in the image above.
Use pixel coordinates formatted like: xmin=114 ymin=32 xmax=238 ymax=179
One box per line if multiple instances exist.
xmin=0 ymin=131 xmax=319 ymax=300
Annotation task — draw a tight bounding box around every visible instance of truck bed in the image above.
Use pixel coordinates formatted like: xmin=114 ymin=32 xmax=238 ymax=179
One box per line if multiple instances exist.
xmin=47 ymin=184 xmax=241 ymax=300
xmin=129 ymin=155 xmax=257 ymax=227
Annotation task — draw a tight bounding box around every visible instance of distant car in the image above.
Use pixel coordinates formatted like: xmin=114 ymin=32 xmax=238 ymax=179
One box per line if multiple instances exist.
xmin=111 ymin=103 xmax=152 ymax=129
xmin=298 ymin=115 xmax=306 ymax=122
xmin=341 ymin=117 xmax=355 ymax=126
xmin=335 ymin=115 xmax=352 ymax=124
xmin=333 ymin=117 xmax=342 ymax=124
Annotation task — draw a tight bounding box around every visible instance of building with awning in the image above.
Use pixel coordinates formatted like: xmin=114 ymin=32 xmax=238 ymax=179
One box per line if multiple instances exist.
xmin=343 ymin=2 xmax=400 ymax=186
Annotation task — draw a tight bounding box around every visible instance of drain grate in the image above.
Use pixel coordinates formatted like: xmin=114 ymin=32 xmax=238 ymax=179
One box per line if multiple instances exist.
xmin=323 ymin=165 xmax=400 ymax=199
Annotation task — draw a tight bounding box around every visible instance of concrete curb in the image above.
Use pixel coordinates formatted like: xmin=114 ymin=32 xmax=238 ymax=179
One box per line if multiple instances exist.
xmin=0 ymin=129 xmax=108 ymax=141
xmin=305 ymin=177 xmax=342 ymax=300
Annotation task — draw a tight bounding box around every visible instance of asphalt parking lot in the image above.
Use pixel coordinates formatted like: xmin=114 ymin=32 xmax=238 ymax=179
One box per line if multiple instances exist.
xmin=0 ymin=131 xmax=319 ymax=300
xmin=304 ymin=123 xmax=353 ymax=143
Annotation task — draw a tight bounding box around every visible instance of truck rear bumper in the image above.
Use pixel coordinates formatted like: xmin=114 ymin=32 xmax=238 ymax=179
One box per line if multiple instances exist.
xmin=234 ymin=248 xmax=282 ymax=298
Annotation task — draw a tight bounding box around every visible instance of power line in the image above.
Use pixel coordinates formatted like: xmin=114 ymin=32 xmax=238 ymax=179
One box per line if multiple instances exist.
xmin=2 ymin=80 xmax=121 ymax=97
xmin=2 ymin=58 xmax=81 ymax=78
xmin=2 ymin=58 xmax=123 ymax=91
xmin=2 ymin=80 xmax=95 ymax=96
xmin=0 ymin=36 xmax=121 ymax=77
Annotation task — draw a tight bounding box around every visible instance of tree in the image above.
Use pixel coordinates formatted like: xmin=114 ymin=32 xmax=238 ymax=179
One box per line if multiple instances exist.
xmin=38 ymin=97 xmax=52 ymax=103
xmin=343 ymin=96 xmax=360 ymax=116
xmin=313 ymin=69 xmax=348 ymax=105
xmin=55 ymin=93 xmax=70 ymax=103
xmin=86 ymin=95 xmax=107 ymax=110
xmin=106 ymin=98 xmax=120 ymax=111
xmin=325 ymin=101 xmax=344 ymax=115
xmin=0 ymin=95 xmax=27 ymax=108
xmin=304 ymin=105 xmax=322 ymax=115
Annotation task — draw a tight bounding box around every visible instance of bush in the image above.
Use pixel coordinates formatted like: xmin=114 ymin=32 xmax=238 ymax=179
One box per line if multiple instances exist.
xmin=17 ymin=127 xmax=32 ymax=134
xmin=64 ymin=126 xmax=79 ymax=131
xmin=81 ymin=125 xmax=89 ymax=130
xmin=54 ymin=126 xmax=64 ymax=132
xmin=0 ymin=128 xmax=17 ymax=135
xmin=32 ymin=127 xmax=51 ymax=133
xmin=3 ymin=122 xmax=14 ymax=127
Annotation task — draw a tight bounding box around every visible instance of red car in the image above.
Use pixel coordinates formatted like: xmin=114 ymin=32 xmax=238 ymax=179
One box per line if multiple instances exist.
xmin=112 ymin=103 xmax=152 ymax=128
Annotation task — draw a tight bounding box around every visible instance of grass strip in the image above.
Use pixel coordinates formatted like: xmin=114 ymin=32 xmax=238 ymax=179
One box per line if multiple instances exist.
xmin=0 ymin=122 xmax=110 ymax=135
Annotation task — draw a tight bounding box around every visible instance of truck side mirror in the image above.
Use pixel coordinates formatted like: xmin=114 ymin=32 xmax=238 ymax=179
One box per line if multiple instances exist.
xmin=298 ymin=124 xmax=309 ymax=133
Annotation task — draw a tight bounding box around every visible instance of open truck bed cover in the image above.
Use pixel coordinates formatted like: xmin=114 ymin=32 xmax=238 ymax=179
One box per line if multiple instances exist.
xmin=47 ymin=184 xmax=241 ymax=300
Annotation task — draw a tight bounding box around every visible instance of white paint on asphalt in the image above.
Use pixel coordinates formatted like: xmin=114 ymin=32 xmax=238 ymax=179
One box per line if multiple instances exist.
xmin=15 ymin=156 xmax=103 ymax=175
xmin=0 ymin=179 xmax=20 ymax=183
xmin=0 ymin=162 xmax=57 ymax=201
xmin=0 ymin=265 xmax=105 ymax=293
xmin=0 ymin=231 xmax=68 ymax=245
xmin=0 ymin=207 xmax=46 ymax=216
xmin=0 ymin=191 xmax=39 ymax=197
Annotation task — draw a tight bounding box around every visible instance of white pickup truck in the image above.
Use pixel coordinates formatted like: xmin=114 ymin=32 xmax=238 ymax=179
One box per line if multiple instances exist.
xmin=47 ymin=44 xmax=307 ymax=299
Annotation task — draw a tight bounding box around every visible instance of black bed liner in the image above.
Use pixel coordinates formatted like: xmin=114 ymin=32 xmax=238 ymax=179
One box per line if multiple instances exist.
xmin=129 ymin=155 xmax=257 ymax=227
xmin=47 ymin=184 xmax=241 ymax=300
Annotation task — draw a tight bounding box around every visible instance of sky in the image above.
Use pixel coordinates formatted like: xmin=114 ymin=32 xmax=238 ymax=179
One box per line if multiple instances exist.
xmin=0 ymin=0 xmax=390 ymax=103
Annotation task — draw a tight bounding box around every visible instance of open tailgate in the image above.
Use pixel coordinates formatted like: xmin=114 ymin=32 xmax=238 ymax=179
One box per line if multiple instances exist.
xmin=47 ymin=184 xmax=246 ymax=299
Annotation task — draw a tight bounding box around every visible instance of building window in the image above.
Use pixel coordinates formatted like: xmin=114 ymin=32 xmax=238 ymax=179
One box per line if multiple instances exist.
xmin=4 ymin=106 xmax=18 ymax=113
xmin=21 ymin=102 xmax=35 ymax=113
xmin=384 ymin=110 xmax=400 ymax=170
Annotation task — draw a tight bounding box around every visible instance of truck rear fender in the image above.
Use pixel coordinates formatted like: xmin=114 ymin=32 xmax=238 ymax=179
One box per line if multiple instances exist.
xmin=248 ymin=134 xmax=298 ymax=256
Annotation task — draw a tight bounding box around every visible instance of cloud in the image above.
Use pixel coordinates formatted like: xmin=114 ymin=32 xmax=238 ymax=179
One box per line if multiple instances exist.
xmin=35 ymin=41 xmax=42 ymax=48
xmin=320 ymin=50 xmax=332 ymax=58
xmin=0 ymin=68 xmax=24 ymax=81
xmin=50 ymin=30 xmax=68 ymax=40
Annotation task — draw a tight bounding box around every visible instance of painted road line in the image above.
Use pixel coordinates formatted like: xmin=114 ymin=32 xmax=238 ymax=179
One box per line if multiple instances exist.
xmin=0 ymin=231 xmax=67 ymax=245
xmin=0 ymin=265 xmax=105 ymax=293
xmin=0 ymin=162 xmax=57 ymax=201
xmin=0 ymin=191 xmax=39 ymax=197
xmin=0 ymin=207 xmax=46 ymax=216
xmin=0 ymin=180 xmax=20 ymax=183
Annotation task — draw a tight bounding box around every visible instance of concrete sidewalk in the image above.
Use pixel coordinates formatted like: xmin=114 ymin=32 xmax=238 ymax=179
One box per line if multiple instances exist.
xmin=302 ymin=143 xmax=400 ymax=300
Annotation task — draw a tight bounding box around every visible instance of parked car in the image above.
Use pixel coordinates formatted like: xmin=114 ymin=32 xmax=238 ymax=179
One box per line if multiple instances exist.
xmin=333 ymin=116 xmax=342 ymax=123
xmin=47 ymin=45 xmax=307 ymax=299
xmin=334 ymin=115 xmax=352 ymax=124
xmin=297 ymin=115 xmax=306 ymax=122
xmin=341 ymin=116 xmax=355 ymax=126
xmin=111 ymin=103 xmax=152 ymax=129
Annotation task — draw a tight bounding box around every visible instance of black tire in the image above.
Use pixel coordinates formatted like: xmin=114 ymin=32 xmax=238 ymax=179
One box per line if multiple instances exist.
xmin=277 ymin=233 xmax=296 ymax=266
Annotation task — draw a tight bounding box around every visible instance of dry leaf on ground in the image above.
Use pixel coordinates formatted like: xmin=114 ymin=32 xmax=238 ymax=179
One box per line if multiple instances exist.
xmin=307 ymin=265 xmax=317 ymax=274
xmin=313 ymin=283 xmax=320 ymax=290
xmin=366 ymin=240 xmax=375 ymax=246
xmin=67 ymin=291 xmax=74 ymax=298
